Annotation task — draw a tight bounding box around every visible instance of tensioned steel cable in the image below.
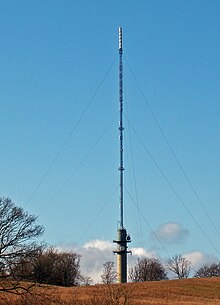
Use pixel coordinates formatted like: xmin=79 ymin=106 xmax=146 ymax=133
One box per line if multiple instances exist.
xmin=124 ymin=56 xmax=220 ymax=242
xmin=75 ymin=186 xmax=118 ymax=247
xmin=37 ymin=117 xmax=117 ymax=216
xmin=124 ymin=88 xmax=143 ymax=248
xmin=24 ymin=56 xmax=117 ymax=207
xmin=124 ymin=186 xmax=171 ymax=259
xmin=125 ymin=115 xmax=220 ymax=257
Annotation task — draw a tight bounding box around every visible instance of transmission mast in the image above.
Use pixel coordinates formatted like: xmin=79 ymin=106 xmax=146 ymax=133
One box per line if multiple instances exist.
xmin=113 ymin=27 xmax=131 ymax=284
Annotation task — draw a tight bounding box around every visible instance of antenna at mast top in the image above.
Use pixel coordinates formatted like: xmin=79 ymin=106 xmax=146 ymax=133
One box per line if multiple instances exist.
xmin=119 ymin=27 xmax=123 ymax=52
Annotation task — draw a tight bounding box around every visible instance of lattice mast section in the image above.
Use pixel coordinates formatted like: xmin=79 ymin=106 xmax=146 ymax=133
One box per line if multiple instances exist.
xmin=119 ymin=26 xmax=124 ymax=228
xmin=113 ymin=27 xmax=131 ymax=284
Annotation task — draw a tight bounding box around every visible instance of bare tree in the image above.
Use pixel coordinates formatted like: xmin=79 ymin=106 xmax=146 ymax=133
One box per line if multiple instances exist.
xmin=129 ymin=257 xmax=167 ymax=282
xmin=31 ymin=247 xmax=82 ymax=286
xmin=90 ymin=284 xmax=134 ymax=305
xmin=0 ymin=197 xmax=44 ymax=294
xmin=101 ymin=261 xmax=117 ymax=284
xmin=80 ymin=275 xmax=93 ymax=286
xmin=52 ymin=250 xmax=81 ymax=286
xmin=167 ymin=254 xmax=191 ymax=279
xmin=194 ymin=262 xmax=220 ymax=278
xmin=31 ymin=247 xmax=56 ymax=283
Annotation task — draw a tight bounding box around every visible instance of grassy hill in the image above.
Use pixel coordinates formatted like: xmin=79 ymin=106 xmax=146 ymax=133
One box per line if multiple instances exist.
xmin=1 ymin=278 xmax=220 ymax=304
xmin=57 ymin=277 xmax=220 ymax=304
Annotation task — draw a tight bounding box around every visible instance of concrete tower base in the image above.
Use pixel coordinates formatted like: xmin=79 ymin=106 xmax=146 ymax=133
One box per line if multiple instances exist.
xmin=113 ymin=228 xmax=131 ymax=283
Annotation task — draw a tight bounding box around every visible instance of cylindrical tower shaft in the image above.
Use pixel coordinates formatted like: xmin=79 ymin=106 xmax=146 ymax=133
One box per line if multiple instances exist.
xmin=113 ymin=228 xmax=131 ymax=283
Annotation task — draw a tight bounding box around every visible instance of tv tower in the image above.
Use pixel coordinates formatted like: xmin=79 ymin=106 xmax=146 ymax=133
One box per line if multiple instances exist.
xmin=113 ymin=27 xmax=131 ymax=283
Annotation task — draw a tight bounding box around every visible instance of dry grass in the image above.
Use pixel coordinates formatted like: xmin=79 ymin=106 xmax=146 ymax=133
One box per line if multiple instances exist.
xmin=1 ymin=278 xmax=220 ymax=304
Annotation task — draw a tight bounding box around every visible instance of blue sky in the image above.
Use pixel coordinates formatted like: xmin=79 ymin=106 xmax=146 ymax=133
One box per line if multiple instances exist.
xmin=1 ymin=0 xmax=220 ymax=280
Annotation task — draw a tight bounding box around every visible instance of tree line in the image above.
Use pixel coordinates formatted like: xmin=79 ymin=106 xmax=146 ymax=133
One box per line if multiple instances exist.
xmin=103 ymin=255 xmax=220 ymax=284
xmin=0 ymin=196 xmax=220 ymax=296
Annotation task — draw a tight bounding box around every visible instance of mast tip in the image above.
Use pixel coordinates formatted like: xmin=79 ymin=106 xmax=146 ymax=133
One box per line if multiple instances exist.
xmin=119 ymin=27 xmax=123 ymax=51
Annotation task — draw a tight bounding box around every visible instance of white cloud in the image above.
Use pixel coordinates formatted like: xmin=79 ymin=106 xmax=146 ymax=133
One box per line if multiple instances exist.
xmin=79 ymin=240 xmax=115 ymax=283
xmin=183 ymin=251 xmax=218 ymax=269
xmin=83 ymin=239 xmax=113 ymax=251
xmin=55 ymin=240 xmax=114 ymax=283
xmin=184 ymin=251 xmax=204 ymax=267
xmin=128 ymin=247 xmax=157 ymax=268
xmin=130 ymin=247 xmax=156 ymax=258
xmin=57 ymin=239 xmax=218 ymax=283
xmin=151 ymin=222 xmax=190 ymax=244
xmin=57 ymin=240 xmax=157 ymax=283
xmin=80 ymin=240 xmax=157 ymax=282
xmin=165 ymin=251 xmax=218 ymax=278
